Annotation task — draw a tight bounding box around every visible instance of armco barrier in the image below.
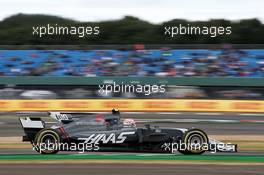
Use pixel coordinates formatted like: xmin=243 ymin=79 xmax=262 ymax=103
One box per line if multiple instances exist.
xmin=0 ymin=99 xmax=264 ymax=112
xmin=0 ymin=77 xmax=264 ymax=86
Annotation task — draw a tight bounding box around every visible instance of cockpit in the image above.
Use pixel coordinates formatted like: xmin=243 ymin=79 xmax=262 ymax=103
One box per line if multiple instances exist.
xmin=95 ymin=113 xmax=136 ymax=129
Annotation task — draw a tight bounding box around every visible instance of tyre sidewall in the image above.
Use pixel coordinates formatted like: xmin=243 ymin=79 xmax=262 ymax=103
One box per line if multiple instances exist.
xmin=34 ymin=129 xmax=60 ymax=154
xmin=179 ymin=129 xmax=209 ymax=155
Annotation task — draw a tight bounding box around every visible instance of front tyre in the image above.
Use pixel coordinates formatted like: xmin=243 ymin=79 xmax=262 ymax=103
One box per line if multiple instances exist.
xmin=33 ymin=129 xmax=61 ymax=154
xmin=178 ymin=129 xmax=209 ymax=155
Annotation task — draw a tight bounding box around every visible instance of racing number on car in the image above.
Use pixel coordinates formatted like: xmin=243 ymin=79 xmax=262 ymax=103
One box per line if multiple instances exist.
xmin=55 ymin=114 xmax=69 ymax=121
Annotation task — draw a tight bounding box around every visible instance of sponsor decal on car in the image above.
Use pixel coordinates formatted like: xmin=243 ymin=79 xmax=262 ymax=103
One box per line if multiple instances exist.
xmin=78 ymin=131 xmax=135 ymax=144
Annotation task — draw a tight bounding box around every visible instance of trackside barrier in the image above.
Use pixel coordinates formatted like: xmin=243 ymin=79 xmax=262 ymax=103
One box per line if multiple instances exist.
xmin=0 ymin=99 xmax=264 ymax=112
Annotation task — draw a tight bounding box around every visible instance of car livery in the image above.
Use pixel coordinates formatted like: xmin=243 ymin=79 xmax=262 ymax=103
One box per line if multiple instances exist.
xmin=19 ymin=109 xmax=237 ymax=154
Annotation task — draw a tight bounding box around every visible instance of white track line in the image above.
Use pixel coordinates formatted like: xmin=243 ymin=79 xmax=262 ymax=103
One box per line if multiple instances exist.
xmin=238 ymin=113 xmax=264 ymax=116
xmin=195 ymin=113 xmax=222 ymax=115
xmin=135 ymin=119 xmax=239 ymax=123
xmin=125 ymin=112 xmax=182 ymax=115
xmin=158 ymin=112 xmax=182 ymax=115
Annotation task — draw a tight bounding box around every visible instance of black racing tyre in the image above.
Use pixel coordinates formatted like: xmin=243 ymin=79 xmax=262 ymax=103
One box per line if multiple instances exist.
xmin=178 ymin=129 xmax=209 ymax=155
xmin=33 ymin=129 xmax=61 ymax=154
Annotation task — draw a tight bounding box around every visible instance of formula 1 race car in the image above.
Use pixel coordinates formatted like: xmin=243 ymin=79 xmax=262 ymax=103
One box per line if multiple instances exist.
xmin=19 ymin=109 xmax=237 ymax=154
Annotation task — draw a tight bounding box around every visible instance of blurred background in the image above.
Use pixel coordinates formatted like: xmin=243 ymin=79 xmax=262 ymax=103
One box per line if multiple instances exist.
xmin=0 ymin=0 xmax=264 ymax=174
xmin=0 ymin=46 xmax=264 ymax=100
xmin=1 ymin=47 xmax=264 ymax=77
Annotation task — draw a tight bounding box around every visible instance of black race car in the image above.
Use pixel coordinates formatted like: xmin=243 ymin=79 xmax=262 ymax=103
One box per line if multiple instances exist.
xmin=19 ymin=109 xmax=237 ymax=154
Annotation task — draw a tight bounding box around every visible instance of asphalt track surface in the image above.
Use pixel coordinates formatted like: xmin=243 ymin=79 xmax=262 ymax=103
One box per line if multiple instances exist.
xmin=0 ymin=154 xmax=264 ymax=175
xmin=0 ymin=112 xmax=264 ymax=175
xmin=1 ymin=164 xmax=263 ymax=175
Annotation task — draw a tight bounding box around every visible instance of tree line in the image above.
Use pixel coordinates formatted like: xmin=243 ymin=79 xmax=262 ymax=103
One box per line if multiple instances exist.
xmin=0 ymin=14 xmax=263 ymax=45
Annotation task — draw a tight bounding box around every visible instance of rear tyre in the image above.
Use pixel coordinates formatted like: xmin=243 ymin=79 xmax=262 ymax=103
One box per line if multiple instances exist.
xmin=178 ymin=129 xmax=209 ymax=155
xmin=33 ymin=129 xmax=61 ymax=154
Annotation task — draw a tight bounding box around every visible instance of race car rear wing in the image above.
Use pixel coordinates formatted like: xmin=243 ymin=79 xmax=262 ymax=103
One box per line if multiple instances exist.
xmin=19 ymin=117 xmax=45 ymax=142
xmin=19 ymin=117 xmax=45 ymax=129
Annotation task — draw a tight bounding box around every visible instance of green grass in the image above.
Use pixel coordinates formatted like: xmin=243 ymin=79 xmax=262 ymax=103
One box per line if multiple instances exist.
xmin=0 ymin=154 xmax=263 ymax=163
